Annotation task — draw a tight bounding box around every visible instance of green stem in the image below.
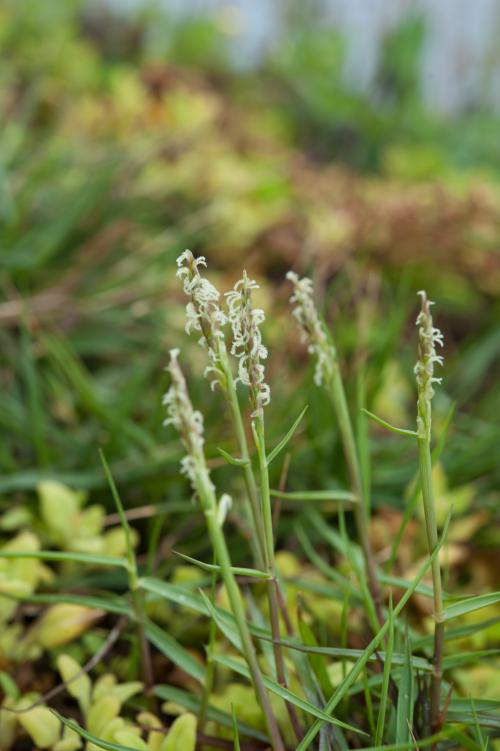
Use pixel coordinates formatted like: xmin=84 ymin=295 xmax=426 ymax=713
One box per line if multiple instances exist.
xmin=225 ymin=372 xmax=266 ymax=569
xmin=418 ymin=436 xmax=444 ymax=735
xmin=199 ymin=564 xmax=218 ymax=736
xmin=326 ymin=363 xmax=383 ymax=626
xmin=196 ymin=468 xmax=285 ymax=751
xmin=253 ymin=417 xmax=304 ymax=742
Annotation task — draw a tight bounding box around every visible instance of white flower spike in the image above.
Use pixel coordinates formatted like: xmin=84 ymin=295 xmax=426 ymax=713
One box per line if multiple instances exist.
xmin=414 ymin=290 xmax=444 ymax=439
xmin=163 ymin=348 xmax=212 ymax=491
xmin=225 ymin=271 xmax=270 ymax=418
xmin=176 ymin=250 xmax=227 ymax=390
xmin=286 ymin=271 xmax=335 ymax=386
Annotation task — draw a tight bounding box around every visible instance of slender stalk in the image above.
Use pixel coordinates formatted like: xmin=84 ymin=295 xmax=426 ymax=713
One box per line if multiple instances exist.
xmin=225 ymin=370 xmax=266 ymax=569
xmin=200 ymin=482 xmax=285 ymax=751
xmin=164 ymin=352 xmax=284 ymax=751
xmin=253 ymin=417 xmax=304 ymax=742
xmin=325 ymin=363 xmax=384 ymax=626
xmin=286 ymin=272 xmax=383 ymax=626
xmin=199 ymin=562 xmax=218 ymax=736
xmin=414 ymin=290 xmax=445 ymax=738
xmin=418 ymin=436 xmax=444 ymax=734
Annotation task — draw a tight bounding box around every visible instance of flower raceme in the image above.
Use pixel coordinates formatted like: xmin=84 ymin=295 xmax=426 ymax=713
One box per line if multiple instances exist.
xmin=286 ymin=271 xmax=335 ymax=386
xmin=225 ymin=271 xmax=270 ymax=418
xmin=414 ymin=290 xmax=444 ymax=440
xmin=176 ymin=250 xmax=227 ymax=390
xmin=162 ymin=347 xmax=211 ymax=491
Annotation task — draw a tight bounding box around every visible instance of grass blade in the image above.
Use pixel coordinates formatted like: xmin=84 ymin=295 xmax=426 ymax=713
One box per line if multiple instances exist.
xmin=213 ymin=654 xmax=366 ymax=735
xmin=0 ymin=550 xmax=128 ymax=568
xmin=266 ymin=405 xmax=308 ymax=465
xmin=443 ymin=591 xmax=500 ymax=621
xmin=173 ymin=551 xmax=271 ymax=580
xmin=375 ymin=596 xmax=394 ymax=745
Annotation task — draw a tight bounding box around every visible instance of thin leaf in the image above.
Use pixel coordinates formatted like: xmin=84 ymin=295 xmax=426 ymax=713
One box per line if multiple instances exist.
xmin=0 ymin=550 xmax=128 ymax=568
xmin=173 ymin=551 xmax=271 ymax=580
xmin=254 ymin=635 xmax=431 ymax=671
xmin=17 ymin=592 xmax=132 ymax=616
xmin=443 ymin=591 xmax=500 ymax=621
xmin=266 ymin=405 xmax=308 ymax=465
xmin=271 ymin=489 xmax=356 ymax=504
xmin=362 ymin=408 xmax=418 ymax=437
xmin=216 ymin=448 xmax=249 ymax=467
xmin=395 ymin=631 xmax=414 ymax=743
xmin=231 ymin=706 xmax=241 ymax=751
xmin=213 ymin=654 xmax=366 ymax=735
xmin=99 ymin=449 xmax=136 ymax=574
xmin=52 ymin=712 xmax=138 ymax=751
xmin=144 ymin=619 xmax=205 ymax=683
xmin=375 ymin=596 xmax=394 ymax=745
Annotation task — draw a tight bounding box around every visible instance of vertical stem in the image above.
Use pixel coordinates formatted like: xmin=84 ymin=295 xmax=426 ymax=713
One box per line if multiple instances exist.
xmin=198 ymin=471 xmax=285 ymax=751
xmin=130 ymin=588 xmax=156 ymax=692
xmin=254 ymin=418 xmax=304 ymax=742
xmin=225 ymin=373 xmax=266 ymax=569
xmin=418 ymin=436 xmax=444 ymax=735
xmin=199 ymin=563 xmax=218 ymax=736
xmin=327 ymin=364 xmax=384 ymax=626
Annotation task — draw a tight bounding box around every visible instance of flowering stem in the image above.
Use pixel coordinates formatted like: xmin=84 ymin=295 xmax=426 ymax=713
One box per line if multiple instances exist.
xmin=199 ymin=475 xmax=285 ymax=751
xmin=199 ymin=560 xmax=218 ymax=736
xmin=287 ymin=272 xmax=383 ymax=627
xmin=325 ymin=363 xmax=384 ymax=627
xmin=253 ymin=416 xmax=304 ymax=742
xmin=164 ymin=350 xmax=284 ymax=751
xmin=418 ymin=435 xmax=444 ymax=735
xmin=414 ymin=290 xmax=445 ymax=739
xmin=225 ymin=370 xmax=267 ymax=569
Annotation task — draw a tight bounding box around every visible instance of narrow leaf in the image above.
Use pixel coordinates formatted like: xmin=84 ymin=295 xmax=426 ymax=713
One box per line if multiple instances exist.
xmin=216 ymin=448 xmax=249 ymax=467
xmin=52 ymin=712 xmax=138 ymax=751
xmin=0 ymin=550 xmax=128 ymax=568
xmin=213 ymin=653 xmax=366 ymax=735
xmin=267 ymin=405 xmax=308 ymax=465
xmin=271 ymin=489 xmax=356 ymax=504
xmin=173 ymin=551 xmax=271 ymax=580
xmin=375 ymin=596 xmax=394 ymax=745
xmin=232 ymin=706 xmax=241 ymax=751
xmin=144 ymin=619 xmax=205 ymax=683
xmin=395 ymin=632 xmax=414 ymax=743
xmin=362 ymin=408 xmax=418 ymax=437
xmin=443 ymin=592 xmax=500 ymax=621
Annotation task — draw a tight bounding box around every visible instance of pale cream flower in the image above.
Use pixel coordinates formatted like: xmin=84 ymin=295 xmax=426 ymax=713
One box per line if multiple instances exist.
xmin=176 ymin=250 xmax=227 ymax=389
xmin=286 ymin=271 xmax=335 ymax=386
xmin=225 ymin=271 xmax=270 ymax=417
xmin=414 ymin=290 xmax=444 ymax=439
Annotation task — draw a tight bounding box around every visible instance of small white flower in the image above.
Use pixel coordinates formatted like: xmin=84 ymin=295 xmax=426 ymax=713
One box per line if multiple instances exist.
xmin=176 ymin=250 xmax=227 ymax=389
xmin=225 ymin=271 xmax=270 ymax=417
xmin=163 ymin=348 xmax=213 ymax=491
xmin=414 ymin=291 xmax=444 ymax=438
xmin=286 ymin=271 xmax=335 ymax=386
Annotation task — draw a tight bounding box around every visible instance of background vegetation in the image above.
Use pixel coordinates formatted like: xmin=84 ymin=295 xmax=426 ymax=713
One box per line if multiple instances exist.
xmin=1 ymin=1 xmax=499 ymax=749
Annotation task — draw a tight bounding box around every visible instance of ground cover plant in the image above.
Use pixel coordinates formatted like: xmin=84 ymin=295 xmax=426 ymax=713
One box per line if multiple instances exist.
xmin=1 ymin=2 xmax=499 ymax=749
xmin=1 ymin=251 xmax=499 ymax=749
